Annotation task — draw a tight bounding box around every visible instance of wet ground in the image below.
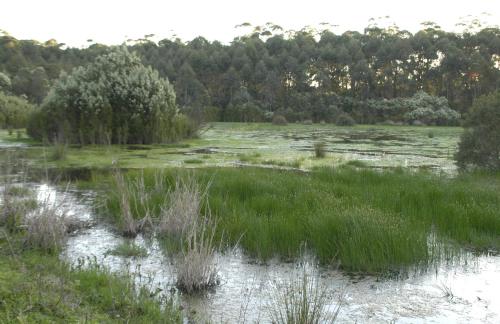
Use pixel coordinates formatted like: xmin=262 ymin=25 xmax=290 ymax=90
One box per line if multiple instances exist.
xmin=31 ymin=184 xmax=498 ymax=323
xmin=0 ymin=124 xmax=462 ymax=172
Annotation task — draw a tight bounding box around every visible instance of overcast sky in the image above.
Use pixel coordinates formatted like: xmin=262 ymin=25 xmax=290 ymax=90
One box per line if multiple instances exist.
xmin=1 ymin=0 xmax=499 ymax=47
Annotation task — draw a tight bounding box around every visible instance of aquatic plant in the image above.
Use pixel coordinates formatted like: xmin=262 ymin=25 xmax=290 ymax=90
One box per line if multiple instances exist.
xmin=108 ymin=241 xmax=148 ymax=258
xmin=174 ymin=216 xmax=219 ymax=294
xmin=314 ymin=142 xmax=326 ymax=158
xmin=268 ymin=270 xmax=342 ymax=324
xmin=101 ymin=167 xmax=500 ymax=273
xmin=24 ymin=192 xmax=69 ymax=253
xmin=158 ymin=175 xmax=206 ymax=238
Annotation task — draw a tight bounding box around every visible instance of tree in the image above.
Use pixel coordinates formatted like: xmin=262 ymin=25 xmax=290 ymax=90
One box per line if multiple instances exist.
xmin=0 ymin=72 xmax=11 ymax=92
xmin=455 ymin=91 xmax=500 ymax=170
xmin=0 ymin=92 xmax=34 ymax=129
xmin=28 ymin=47 xmax=181 ymax=144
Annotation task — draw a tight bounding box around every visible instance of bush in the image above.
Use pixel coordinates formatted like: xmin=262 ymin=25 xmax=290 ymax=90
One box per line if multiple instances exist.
xmin=272 ymin=114 xmax=288 ymax=125
xmin=27 ymin=47 xmax=184 ymax=144
xmin=0 ymin=92 xmax=34 ymax=129
xmin=335 ymin=113 xmax=356 ymax=126
xmin=455 ymin=91 xmax=500 ymax=170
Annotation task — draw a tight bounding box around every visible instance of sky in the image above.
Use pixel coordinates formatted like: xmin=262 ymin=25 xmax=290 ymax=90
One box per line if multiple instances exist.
xmin=1 ymin=0 xmax=499 ymax=47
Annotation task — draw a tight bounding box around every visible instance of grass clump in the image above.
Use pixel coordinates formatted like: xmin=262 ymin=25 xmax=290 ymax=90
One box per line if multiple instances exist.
xmin=268 ymin=270 xmax=342 ymax=324
xmin=238 ymin=152 xmax=262 ymax=163
xmin=24 ymin=202 xmax=68 ymax=253
xmin=159 ymin=176 xmax=205 ymax=238
xmin=344 ymin=160 xmax=368 ymax=168
xmin=313 ymin=142 xmax=326 ymax=158
xmin=107 ymin=171 xmax=220 ymax=293
xmin=262 ymin=159 xmax=302 ymax=168
xmin=175 ymin=217 xmax=219 ymax=294
xmin=184 ymin=158 xmax=203 ymax=164
xmin=108 ymin=241 xmax=148 ymax=257
xmin=50 ymin=142 xmax=68 ymax=161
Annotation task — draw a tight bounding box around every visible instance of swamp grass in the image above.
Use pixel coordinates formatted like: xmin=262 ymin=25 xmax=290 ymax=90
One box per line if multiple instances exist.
xmin=100 ymin=166 xmax=500 ymax=274
xmin=0 ymin=124 xmax=462 ymax=171
xmin=0 ymin=229 xmax=181 ymax=323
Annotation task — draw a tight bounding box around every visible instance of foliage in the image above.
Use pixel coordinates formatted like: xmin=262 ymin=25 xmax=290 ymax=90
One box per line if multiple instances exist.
xmin=0 ymin=91 xmax=34 ymax=129
xmin=335 ymin=113 xmax=356 ymax=126
xmin=364 ymin=92 xmax=460 ymax=125
xmin=0 ymin=232 xmax=181 ymax=322
xmin=272 ymin=114 xmax=288 ymax=125
xmin=27 ymin=47 xmax=183 ymax=145
xmin=2 ymin=24 xmax=499 ymax=122
xmin=0 ymin=72 xmax=11 ymax=91
xmin=456 ymin=91 xmax=500 ymax=170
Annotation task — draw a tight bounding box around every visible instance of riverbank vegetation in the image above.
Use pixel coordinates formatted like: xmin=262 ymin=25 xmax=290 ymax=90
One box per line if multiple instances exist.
xmin=0 ymin=231 xmax=181 ymax=322
xmin=0 ymin=173 xmax=181 ymax=322
xmin=99 ymin=166 xmax=500 ymax=274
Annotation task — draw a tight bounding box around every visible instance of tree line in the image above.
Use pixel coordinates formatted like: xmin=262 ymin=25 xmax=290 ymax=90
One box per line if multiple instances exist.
xmin=1 ymin=22 xmax=499 ymax=124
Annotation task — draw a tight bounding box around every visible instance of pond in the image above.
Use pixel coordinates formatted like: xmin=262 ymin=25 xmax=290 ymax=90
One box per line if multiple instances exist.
xmin=33 ymin=183 xmax=499 ymax=323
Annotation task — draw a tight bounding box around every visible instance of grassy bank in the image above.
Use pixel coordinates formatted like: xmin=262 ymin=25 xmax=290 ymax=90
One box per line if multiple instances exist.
xmin=101 ymin=167 xmax=500 ymax=274
xmin=0 ymin=230 xmax=181 ymax=323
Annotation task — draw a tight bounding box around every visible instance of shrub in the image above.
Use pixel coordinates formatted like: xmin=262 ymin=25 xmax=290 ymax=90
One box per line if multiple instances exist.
xmin=27 ymin=47 xmax=184 ymax=145
xmin=272 ymin=114 xmax=288 ymax=125
xmin=302 ymin=119 xmax=313 ymax=125
xmin=455 ymin=91 xmax=500 ymax=170
xmin=335 ymin=113 xmax=356 ymax=126
xmin=0 ymin=92 xmax=34 ymax=129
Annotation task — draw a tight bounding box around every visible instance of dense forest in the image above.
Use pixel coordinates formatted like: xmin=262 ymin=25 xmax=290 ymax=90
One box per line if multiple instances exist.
xmin=1 ymin=22 xmax=499 ymax=124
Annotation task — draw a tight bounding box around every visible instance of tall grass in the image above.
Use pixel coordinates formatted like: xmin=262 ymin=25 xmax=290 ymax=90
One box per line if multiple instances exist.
xmin=268 ymin=270 xmax=342 ymax=324
xmin=108 ymin=170 xmax=220 ymax=293
xmin=24 ymin=196 xmax=68 ymax=253
xmin=159 ymin=176 xmax=206 ymax=238
xmin=100 ymin=167 xmax=500 ymax=273
xmin=175 ymin=216 xmax=219 ymax=293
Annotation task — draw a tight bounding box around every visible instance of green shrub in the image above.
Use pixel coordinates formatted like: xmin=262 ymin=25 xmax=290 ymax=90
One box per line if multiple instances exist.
xmin=335 ymin=113 xmax=356 ymax=126
xmin=0 ymin=92 xmax=34 ymax=129
xmin=456 ymin=91 xmax=500 ymax=170
xmin=27 ymin=47 xmax=189 ymax=145
xmin=272 ymin=114 xmax=288 ymax=125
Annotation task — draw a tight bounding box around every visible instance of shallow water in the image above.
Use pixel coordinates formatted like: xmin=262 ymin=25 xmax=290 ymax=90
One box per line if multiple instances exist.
xmin=37 ymin=184 xmax=498 ymax=323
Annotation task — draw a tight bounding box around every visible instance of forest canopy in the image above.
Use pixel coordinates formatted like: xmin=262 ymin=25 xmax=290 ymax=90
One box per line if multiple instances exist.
xmin=1 ymin=22 xmax=499 ymax=124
